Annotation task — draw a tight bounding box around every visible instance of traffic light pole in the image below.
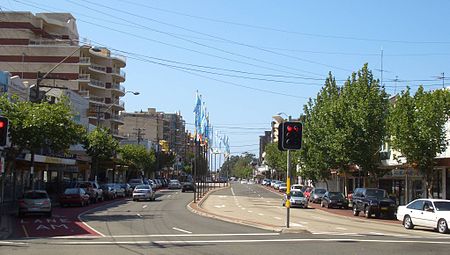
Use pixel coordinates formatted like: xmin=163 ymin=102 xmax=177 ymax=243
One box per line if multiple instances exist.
xmin=286 ymin=115 xmax=292 ymax=228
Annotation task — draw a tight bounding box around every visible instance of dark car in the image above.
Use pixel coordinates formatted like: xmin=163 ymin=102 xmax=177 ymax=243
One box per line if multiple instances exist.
xmin=309 ymin=188 xmax=327 ymax=203
xmin=100 ymin=184 xmax=117 ymax=200
xmin=76 ymin=181 xmax=103 ymax=203
xmin=120 ymin=183 xmax=133 ymax=197
xmin=321 ymin=191 xmax=349 ymax=209
xmin=60 ymin=188 xmax=90 ymax=207
xmin=182 ymin=182 xmax=195 ymax=192
xmin=352 ymin=188 xmax=397 ymax=219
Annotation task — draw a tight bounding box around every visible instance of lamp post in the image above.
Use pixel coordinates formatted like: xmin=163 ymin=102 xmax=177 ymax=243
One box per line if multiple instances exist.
xmin=95 ymin=91 xmax=139 ymax=127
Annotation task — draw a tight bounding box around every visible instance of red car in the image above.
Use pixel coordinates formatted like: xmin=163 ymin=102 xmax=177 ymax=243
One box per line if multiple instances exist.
xmin=303 ymin=187 xmax=313 ymax=200
xmin=60 ymin=188 xmax=90 ymax=207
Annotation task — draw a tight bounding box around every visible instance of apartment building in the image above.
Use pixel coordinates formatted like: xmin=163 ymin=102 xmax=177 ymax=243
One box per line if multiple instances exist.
xmin=119 ymin=108 xmax=187 ymax=159
xmin=0 ymin=12 xmax=126 ymax=137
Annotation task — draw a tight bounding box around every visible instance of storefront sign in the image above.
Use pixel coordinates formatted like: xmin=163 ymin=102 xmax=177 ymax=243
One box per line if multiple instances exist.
xmin=25 ymin=154 xmax=76 ymax=165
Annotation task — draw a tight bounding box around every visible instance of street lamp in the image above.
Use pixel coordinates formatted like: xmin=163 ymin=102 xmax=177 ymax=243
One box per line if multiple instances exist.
xmin=96 ymin=90 xmax=140 ymax=127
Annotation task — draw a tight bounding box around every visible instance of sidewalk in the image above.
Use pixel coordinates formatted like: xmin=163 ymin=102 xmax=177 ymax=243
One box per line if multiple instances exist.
xmin=0 ymin=202 xmax=16 ymax=240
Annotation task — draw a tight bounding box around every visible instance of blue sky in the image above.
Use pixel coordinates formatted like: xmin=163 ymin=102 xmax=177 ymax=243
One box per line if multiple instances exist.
xmin=3 ymin=0 xmax=450 ymax=159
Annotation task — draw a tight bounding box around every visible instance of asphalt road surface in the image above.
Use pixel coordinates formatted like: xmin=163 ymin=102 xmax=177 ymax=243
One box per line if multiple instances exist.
xmin=1 ymin=185 xmax=449 ymax=255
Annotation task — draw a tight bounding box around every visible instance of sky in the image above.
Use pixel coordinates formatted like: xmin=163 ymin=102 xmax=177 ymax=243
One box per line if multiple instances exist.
xmin=2 ymin=0 xmax=450 ymax=161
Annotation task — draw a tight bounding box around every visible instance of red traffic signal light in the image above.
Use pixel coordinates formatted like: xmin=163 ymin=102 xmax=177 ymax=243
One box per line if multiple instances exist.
xmin=278 ymin=121 xmax=302 ymax=151
xmin=0 ymin=116 xmax=9 ymax=147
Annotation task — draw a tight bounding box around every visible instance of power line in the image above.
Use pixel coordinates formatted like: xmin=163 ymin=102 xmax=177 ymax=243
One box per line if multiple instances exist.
xmin=114 ymin=0 xmax=450 ymax=45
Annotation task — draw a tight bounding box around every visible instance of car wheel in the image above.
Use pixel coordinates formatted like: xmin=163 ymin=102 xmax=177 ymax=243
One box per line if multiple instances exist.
xmin=438 ymin=219 xmax=449 ymax=234
xmin=352 ymin=206 xmax=359 ymax=216
xmin=364 ymin=206 xmax=371 ymax=218
xmin=404 ymin=215 xmax=414 ymax=229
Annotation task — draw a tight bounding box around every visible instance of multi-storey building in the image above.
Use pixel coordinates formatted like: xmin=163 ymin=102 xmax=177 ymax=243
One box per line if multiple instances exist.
xmin=0 ymin=12 xmax=126 ymax=137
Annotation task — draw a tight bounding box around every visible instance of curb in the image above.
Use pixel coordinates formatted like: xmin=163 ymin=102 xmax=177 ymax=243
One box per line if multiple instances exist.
xmin=0 ymin=214 xmax=12 ymax=240
xmin=187 ymin=185 xmax=307 ymax=233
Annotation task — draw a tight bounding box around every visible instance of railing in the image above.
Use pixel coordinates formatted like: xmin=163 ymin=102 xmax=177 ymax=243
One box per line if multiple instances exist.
xmin=78 ymin=90 xmax=89 ymax=98
xmin=115 ymin=100 xmax=125 ymax=108
xmin=111 ymin=83 xmax=125 ymax=93
xmin=79 ymin=57 xmax=90 ymax=64
xmin=78 ymin=74 xmax=90 ymax=80
xmin=111 ymin=53 xmax=127 ymax=63
xmin=89 ymin=79 xmax=106 ymax=88
xmin=89 ymin=64 xmax=107 ymax=72
xmin=112 ymin=68 xmax=126 ymax=78
xmin=29 ymin=39 xmax=77 ymax=46
xmin=89 ymin=96 xmax=105 ymax=104
xmin=110 ymin=114 xmax=124 ymax=122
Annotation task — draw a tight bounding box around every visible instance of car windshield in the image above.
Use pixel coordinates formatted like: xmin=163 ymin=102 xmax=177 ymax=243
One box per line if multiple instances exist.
xmin=24 ymin=192 xmax=48 ymax=199
xmin=328 ymin=192 xmax=344 ymax=199
xmin=365 ymin=189 xmax=386 ymax=199
xmin=135 ymin=185 xmax=149 ymax=190
xmin=64 ymin=188 xmax=80 ymax=195
xmin=434 ymin=201 xmax=450 ymax=211
xmin=291 ymin=191 xmax=304 ymax=197
xmin=170 ymin=180 xmax=179 ymax=183
xmin=315 ymin=189 xmax=326 ymax=194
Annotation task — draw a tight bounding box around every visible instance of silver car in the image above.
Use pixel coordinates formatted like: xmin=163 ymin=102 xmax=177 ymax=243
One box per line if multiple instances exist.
xmin=168 ymin=180 xmax=181 ymax=189
xmin=132 ymin=184 xmax=155 ymax=201
xmin=18 ymin=190 xmax=52 ymax=217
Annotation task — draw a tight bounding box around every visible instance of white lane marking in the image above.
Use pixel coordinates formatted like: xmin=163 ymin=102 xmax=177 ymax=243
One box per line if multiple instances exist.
xmin=247 ymin=210 xmax=253 ymax=213
xmin=290 ymin=223 xmax=304 ymax=227
xmin=214 ymin=205 xmax=226 ymax=208
xmin=0 ymin=241 xmax=28 ymax=246
xmin=335 ymin=227 xmax=347 ymax=230
xmin=298 ymin=221 xmax=309 ymax=225
xmin=368 ymin=232 xmax=386 ymax=236
xmin=231 ymin=188 xmax=236 ymax=196
xmin=59 ymin=238 xmax=450 ymax=245
xmin=312 ymin=232 xmax=362 ymax=236
xmin=241 ymin=208 xmax=246 ymax=210
xmin=101 ymin=233 xmax=280 ymax=238
xmin=77 ymin=200 xmax=127 ymax=237
xmin=312 ymin=216 xmax=325 ymax=220
xmin=258 ymin=213 xmax=264 ymax=216
xmin=218 ymin=195 xmax=227 ymax=198
xmin=142 ymin=205 xmax=148 ymax=209
xmin=172 ymin=227 xmax=192 ymax=234
xmin=274 ymin=217 xmax=282 ymax=220
xmin=168 ymin=195 xmax=172 ymax=198
xmin=136 ymin=214 xmax=142 ymax=218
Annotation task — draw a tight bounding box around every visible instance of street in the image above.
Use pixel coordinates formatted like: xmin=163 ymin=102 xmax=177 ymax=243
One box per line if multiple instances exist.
xmin=0 ymin=184 xmax=449 ymax=254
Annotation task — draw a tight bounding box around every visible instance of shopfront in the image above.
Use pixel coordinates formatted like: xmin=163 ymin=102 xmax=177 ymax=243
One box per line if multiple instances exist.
xmin=378 ymin=169 xmax=423 ymax=205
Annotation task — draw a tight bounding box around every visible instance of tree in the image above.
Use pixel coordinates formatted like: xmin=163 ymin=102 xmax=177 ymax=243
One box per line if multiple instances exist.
xmin=83 ymin=127 xmax=119 ymax=181
xmin=388 ymin=86 xmax=450 ymax=197
xmin=119 ymin=144 xmax=155 ymax=179
xmin=230 ymin=153 xmax=256 ymax=179
xmin=264 ymin=142 xmax=286 ymax=179
xmin=0 ymin=95 xmax=85 ymax=187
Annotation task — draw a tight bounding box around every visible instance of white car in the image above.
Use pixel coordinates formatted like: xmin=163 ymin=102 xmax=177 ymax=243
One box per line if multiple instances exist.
xmin=291 ymin=184 xmax=303 ymax=192
xmin=168 ymin=180 xmax=181 ymax=189
xmin=397 ymin=199 xmax=450 ymax=234
xmin=132 ymin=185 xmax=155 ymax=201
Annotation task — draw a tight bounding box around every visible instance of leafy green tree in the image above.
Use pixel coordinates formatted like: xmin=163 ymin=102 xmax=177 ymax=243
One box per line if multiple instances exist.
xmin=264 ymin=142 xmax=286 ymax=179
xmin=119 ymin=144 xmax=155 ymax=179
xmin=83 ymin=127 xmax=119 ymax=181
xmin=0 ymin=95 xmax=85 ymax=187
xmin=231 ymin=153 xmax=256 ymax=179
xmin=388 ymin=86 xmax=450 ymax=197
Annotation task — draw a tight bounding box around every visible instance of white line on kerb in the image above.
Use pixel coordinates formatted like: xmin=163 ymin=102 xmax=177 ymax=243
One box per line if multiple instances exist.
xmin=172 ymin=227 xmax=192 ymax=234
xmin=103 ymin=233 xmax=280 ymax=238
xmin=142 ymin=205 xmax=148 ymax=209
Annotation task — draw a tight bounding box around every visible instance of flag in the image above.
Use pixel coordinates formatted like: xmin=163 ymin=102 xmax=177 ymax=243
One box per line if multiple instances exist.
xmin=193 ymin=91 xmax=202 ymax=139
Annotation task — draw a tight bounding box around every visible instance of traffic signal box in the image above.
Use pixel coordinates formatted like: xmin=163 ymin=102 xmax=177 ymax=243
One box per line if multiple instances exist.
xmin=278 ymin=121 xmax=302 ymax=151
xmin=0 ymin=116 xmax=9 ymax=147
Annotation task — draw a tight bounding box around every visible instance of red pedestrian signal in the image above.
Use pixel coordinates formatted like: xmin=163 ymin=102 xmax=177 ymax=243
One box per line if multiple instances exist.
xmin=0 ymin=116 xmax=9 ymax=147
xmin=278 ymin=121 xmax=302 ymax=151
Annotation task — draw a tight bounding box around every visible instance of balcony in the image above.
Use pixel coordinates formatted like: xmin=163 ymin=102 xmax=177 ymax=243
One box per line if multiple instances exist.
xmin=112 ymin=68 xmax=126 ymax=79
xmin=78 ymin=74 xmax=90 ymax=81
xmin=89 ymin=64 xmax=107 ymax=73
xmin=29 ymin=39 xmax=76 ymax=46
xmin=79 ymin=57 xmax=91 ymax=65
xmin=109 ymin=113 xmax=124 ymax=123
xmin=78 ymin=90 xmax=89 ymax=98
xmin=110 ymin=83 xmax=125 ymax=94
xmin=113 ymin=100 xmax=125 ymax=109
xmin=88 ymin=79 xmax=106 ymax=89
xmin=89 ymin=96 xmax=105 ymax=104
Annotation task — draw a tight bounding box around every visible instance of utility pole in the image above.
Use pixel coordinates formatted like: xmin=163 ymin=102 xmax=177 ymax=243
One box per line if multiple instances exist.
xmin=133 ymin=128 xmax=146 ymax=144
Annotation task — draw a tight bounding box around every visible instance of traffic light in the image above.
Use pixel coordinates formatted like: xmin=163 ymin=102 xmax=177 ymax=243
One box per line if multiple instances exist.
xmin=0 ymin=116 xmax=9 ymax=147
xmin=278 ymin=121 xmax=302 ymax=151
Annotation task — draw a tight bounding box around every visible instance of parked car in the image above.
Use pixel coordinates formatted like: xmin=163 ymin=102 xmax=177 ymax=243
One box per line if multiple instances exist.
xmin=283 ymin=190 xmax=308 ymax=208
xmin=60 ymin=188 xmax=90 ymax=207
xmin=128 ymin=178 xmax=143 ymax=189
xmin=262 ymin=179 xmax=271 ymax=185
xmin=148 ymin=179 xmax=157 ymax=190
xmin=309 ymin=188 xmax=327 ymax=203
xmin=100 ymin=184 xmax=117 ymax=200
xmin=273 ymin=181 xmax=283 ymax=190
xmin=303 ymin=187 xmax=313 ymax=200
xmin=18 ymin=190 xmax=52 ymax=217
xmin=132 ymin=184 xmax=155 ymax=201
xmin=270 ymin=180 xmax=277 ymax=187
xmin=278 ymin=182 xmax=287 ymax=192
xmin=182 ymin=182 xmax=195 ymax=192
xmin=291 ymin=184 xmax=303 ymax=192
xmin=76 ymin=181 xmax=103 ymax=203
xmin=119 ymin=183 xmax=133 ymax=197
xmin=168 ymin=179 xmax=182 ymax=189
xmin=113 ymin=184 xmax=126 ymax=198
xmin=397 ymin=199 xmax=450 ymax=234
xmin=321 ymin=191 xmax=349 ymax=209
xmin=352 ymin=188 xmax=396 ymax=219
